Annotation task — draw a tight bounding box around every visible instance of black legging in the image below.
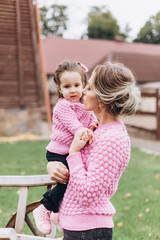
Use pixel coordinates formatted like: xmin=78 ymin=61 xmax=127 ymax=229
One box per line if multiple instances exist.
xmin=40 ymin=151 xmax=68 ymax=213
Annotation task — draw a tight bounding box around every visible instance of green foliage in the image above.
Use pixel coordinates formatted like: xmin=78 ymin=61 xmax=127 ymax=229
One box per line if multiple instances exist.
xmin=86 ymin=6 xmax=125 ymax=40
xmin=134 ymin=12 xmax=160 ymax=44
xmin=40 ymin=4 xmax=68 ymax=36
xmin=0 ymin=141 xmax=160 ymax=239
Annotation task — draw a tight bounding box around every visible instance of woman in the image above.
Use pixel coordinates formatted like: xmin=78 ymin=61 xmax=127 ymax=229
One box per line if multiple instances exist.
xmin=47 ymin=62 xmax=141 ymax=240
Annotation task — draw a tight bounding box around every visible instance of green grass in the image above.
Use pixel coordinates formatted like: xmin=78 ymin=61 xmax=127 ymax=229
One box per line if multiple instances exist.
xmin=0 ymin=140 xmax=160 ymax=239
xmin=0 ymin=140 xmax=49 ymax=235
xmin=112 ymin=148 xmax=160 ymax=240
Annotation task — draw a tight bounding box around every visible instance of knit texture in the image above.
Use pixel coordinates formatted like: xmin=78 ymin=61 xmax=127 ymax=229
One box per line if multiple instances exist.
xmin=59 ymin=122 xmax=131 ymax=230
xmin=46 ymin=98 xmax=97 ymax=154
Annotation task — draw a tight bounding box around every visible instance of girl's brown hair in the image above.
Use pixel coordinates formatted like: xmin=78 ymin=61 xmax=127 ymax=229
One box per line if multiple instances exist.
xmin=54 ymin=61 xmax=87 ymax=98
xmin=92 ymin=62 xmax=141 ymax=117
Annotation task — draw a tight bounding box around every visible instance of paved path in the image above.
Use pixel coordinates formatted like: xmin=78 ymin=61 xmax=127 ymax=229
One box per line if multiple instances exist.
xmin=126 ymin=126 xmax=160 ymax=155
xmin=130 ymin=136 xmax=160 ymax=155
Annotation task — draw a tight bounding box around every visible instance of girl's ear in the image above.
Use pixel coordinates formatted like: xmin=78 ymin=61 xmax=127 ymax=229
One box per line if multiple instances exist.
xmin=57 ymin=85 xmax=62 ymax=93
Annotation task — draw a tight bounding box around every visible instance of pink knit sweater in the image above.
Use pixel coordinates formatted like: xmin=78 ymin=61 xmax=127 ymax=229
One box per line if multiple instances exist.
xmin=46 ymin=98 xmax=97 ymax=155
xmin=59 ymin=122 xmax=131 ymax=230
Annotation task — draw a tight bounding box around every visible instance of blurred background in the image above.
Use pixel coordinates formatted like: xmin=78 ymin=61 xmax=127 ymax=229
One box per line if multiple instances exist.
xmin=0 ymin=0 xmax=160 ymax=146
xmin=0 ymin=1 xmax=160 ymax=237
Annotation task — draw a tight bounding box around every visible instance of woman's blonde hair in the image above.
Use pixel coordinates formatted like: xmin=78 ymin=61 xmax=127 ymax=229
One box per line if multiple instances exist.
xmin=92 ymin=62 xmax=141 ymax=117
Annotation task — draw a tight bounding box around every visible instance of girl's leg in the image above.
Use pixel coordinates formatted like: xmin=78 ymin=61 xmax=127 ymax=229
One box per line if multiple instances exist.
xmin=33 ymin=152 xmax=68 ymax=233
xmin=41 ymin=152 xmax=69 ymax=212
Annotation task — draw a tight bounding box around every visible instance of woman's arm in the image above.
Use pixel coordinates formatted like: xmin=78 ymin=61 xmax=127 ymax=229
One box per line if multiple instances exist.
xmin=67 ymin=131 xmax=130 ymax=207
xmin=69 ymin=128 xmax=92 ymax=154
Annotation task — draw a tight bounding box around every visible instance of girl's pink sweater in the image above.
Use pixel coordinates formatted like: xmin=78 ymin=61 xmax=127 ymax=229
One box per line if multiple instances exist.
xmin=59 ymin=122 xmax=131 ymax=230
xmin=46 ymin=98 xmax=97 ymax=154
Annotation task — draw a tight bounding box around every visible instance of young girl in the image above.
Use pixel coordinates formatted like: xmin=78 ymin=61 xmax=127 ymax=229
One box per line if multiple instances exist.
xmin=33 ymin=61 xmax=97 ymax=234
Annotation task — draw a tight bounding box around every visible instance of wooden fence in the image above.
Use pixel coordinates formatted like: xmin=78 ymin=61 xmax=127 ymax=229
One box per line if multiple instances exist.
xmin=0 ymin=0 xmax=42 ymax=107
xmin=136 ymin=82 xmax=160 ymax=140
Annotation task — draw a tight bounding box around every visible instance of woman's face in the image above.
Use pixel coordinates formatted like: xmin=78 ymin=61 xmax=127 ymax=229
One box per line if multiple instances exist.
xmin=83 ymin=72 xmax=99 ymax=111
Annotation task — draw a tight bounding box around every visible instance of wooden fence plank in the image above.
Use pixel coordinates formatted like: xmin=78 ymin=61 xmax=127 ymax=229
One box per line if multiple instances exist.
xmin=156 ymin=89 xmax=160 ymax=139
xmin=0 ymin=228 xmax=17 ymax=240
xmin=0 ymin=175 xmax=54 ymax=187
xmin=15 ymin=187 xmax=28 ymax=234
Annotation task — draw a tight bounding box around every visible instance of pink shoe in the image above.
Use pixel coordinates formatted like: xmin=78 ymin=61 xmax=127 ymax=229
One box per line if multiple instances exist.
xmin=33 ymin=204 xmax=52 ymax=234
xmin=50 ymin=212 xmax=63 ymax=234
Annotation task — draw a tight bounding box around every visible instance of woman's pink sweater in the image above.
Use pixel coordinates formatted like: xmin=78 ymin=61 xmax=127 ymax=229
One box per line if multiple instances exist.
xmin=59 ymin=122 xmax=131 ymax=230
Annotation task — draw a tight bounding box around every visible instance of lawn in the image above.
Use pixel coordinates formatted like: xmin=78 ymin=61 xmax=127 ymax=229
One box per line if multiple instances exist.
xmin=0 ymin=140 xmax=160 ymax=240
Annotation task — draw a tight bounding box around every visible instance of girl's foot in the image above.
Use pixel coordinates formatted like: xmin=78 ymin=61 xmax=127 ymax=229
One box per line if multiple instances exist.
xmin=33 ymin=204 xmax=52 ymax=234
xmin=50 ymin=212 xmax=63 ymax=234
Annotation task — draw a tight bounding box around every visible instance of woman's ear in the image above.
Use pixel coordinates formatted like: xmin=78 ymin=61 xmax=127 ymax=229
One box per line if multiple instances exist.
xmin=98 ymin=101 xmax=105 ymax=109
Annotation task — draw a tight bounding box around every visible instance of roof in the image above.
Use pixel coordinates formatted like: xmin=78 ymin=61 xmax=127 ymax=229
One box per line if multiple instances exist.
xmin=42 ymin=36 xmax=160 ymax=83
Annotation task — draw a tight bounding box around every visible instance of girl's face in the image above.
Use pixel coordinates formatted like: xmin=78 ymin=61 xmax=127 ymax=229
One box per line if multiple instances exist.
xmin=83 ymin=72 xmax=99 ymax=111
xmin=58 ymin=71 xmax=83 ymax=102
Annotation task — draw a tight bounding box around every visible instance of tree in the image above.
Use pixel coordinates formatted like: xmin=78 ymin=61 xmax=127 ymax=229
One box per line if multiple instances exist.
xmin=40 ymin=4 xmax=68 ymax=37
xmin=134 ymin=12 xmax=160 ymax=44
xmin=86 ymin=6 xmax=125 ymax=40
xmin=123 ymin=23 xmax=132 ymax=40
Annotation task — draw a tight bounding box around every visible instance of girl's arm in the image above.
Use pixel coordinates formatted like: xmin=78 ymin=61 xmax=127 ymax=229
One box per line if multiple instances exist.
xmin=56 ymin=99 xmax=86 ymax=135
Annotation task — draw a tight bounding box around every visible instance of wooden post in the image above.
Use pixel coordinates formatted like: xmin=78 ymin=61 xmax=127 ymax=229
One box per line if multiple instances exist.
xmin=15 ymin=187 xmax=28 ymax=234
xmin=156 ymin=89 xmax=160 ymax=139
xmin=29 ymin=0 xmax=43 ymax=106
xmin=34 ymin=0 xmax=52 ymax=129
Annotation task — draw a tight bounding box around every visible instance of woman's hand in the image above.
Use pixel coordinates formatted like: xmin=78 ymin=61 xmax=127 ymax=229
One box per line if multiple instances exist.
xmin=47 ymin=161 xmax=69 ymax=184
xmin=69 ymin=128 xmax=93 ymax=155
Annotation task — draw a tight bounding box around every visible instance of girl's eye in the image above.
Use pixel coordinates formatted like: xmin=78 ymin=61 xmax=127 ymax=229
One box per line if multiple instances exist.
xmin=87 ymin=86 xmax=91 ymax=91
xmin=64 ymin=85 xmax=69 ymax=88
xmin=75 ymin=84 xmax=79 ymax=87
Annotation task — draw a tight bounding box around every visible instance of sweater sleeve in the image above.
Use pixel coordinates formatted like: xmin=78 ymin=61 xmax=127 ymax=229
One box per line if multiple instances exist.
xmin=56 ymin=100 xmax=85 ymax=135
xmin=88 ymin=112 xmax=98 ymax=127
xmin=66 ymin=135 xmax=130 ymax=207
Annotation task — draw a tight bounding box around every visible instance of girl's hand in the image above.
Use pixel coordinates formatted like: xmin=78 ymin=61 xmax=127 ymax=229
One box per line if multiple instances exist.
xmin=90 ymin=121 xmax=99 ymax=131
xmin=81 ymin=129 xmax=93 ymax=144
xmin=47 ymin=161 xmax=69 ymax=184
xmin=69 ymin=128 xmax=92 ymax=154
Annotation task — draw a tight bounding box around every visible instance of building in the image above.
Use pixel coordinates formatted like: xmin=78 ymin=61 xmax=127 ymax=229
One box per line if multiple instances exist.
xmin=0 ymin=0 xmax=48 ymax=136
xmin=43 ymin=36 xmax=160 ymax=84
xmin=43 ymin=36 xmax=160 ymax=139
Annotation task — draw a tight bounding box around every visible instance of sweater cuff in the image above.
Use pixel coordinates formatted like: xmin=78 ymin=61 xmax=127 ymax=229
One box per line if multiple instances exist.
xmin=66 ymin=152 xmax=83 ymax=172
